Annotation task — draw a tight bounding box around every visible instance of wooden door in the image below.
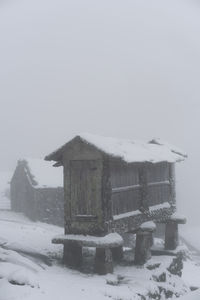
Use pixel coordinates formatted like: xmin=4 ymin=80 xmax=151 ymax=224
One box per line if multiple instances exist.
xmin=70 ymin=160 xmax=101 ymax=218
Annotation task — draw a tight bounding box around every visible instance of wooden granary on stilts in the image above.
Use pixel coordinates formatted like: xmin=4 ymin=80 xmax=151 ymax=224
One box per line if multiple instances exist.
xmin=45 ymin=133 xmax=187 ymax=274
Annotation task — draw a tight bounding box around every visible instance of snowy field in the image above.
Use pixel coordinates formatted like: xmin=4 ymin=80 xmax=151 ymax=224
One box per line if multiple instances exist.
xmin=0 ymin=212 xmax=200 ymax=299
xmin=180 ymin=225 xmax=200 ymax=255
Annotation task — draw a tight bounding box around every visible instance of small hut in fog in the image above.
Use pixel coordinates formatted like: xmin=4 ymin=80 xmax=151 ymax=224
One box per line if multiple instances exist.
xmin=0 ymin=171 xmax=11 ymax=210
xmin=45 ymin=133 xmax=187 ymax=274
xmin=10 ymin=159 xmax=64 ymax=226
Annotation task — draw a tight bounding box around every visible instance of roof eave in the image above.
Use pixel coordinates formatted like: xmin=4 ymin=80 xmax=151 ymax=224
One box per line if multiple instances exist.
xmin=44 ymin=136 xmax=82 ymax=162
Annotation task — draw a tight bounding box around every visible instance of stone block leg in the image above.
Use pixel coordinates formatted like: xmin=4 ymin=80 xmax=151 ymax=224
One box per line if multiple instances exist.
xmin=111 ymin=246 xmax=123 ymax=262
xmin=134 ymin=231 xmax=153 ymax=265
xmin=94 ymin=248 xmax=113 ymax=275
xmin=165 ymin=221 xmax=179 ymax=250
xmin=63 ymin=241 xmax=83 ymax=268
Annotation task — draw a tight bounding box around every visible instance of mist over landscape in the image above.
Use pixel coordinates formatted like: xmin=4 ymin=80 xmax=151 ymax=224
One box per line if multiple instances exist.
xmin=2 ymin=1 xmax=200 ymax=299
xmin=0 ymin=0 xmax=200 ymax=225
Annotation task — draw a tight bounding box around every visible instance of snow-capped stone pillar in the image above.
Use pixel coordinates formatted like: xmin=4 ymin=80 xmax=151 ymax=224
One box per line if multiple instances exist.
xmin=134 ymin=221 xmax=156 ymax=265
xmin=63 ymin=241 xmax=82 ymax=268
xmin=165 ymin=213 xmax=186 ymax=250
xmin=94 ymin=248 xmax=113 ymax=275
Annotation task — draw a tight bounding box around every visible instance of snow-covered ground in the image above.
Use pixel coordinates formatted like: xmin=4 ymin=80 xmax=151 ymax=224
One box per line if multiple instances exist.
xmin=1 ymin=211 xmax=200 ymax=300
xmin=180 ymin=225 xmax=200 ymax=254
xmin=0 ymin=211 xmax=63 ymax=258
xmin=180 ymin=289 xmax=200 ymax=300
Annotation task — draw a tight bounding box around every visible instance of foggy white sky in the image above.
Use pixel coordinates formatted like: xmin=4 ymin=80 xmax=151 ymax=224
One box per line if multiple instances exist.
xmin=0 ymin=0 xmax=200 ymax=223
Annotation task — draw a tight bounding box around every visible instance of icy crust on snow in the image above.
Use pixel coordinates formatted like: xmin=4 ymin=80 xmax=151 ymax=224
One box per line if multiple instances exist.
xmin=24 ymin=158 xmax=63 ymax=188
xmin=80 ymin=133 xmax=187 ymax=163
xmin=52 ymin=233 xmax=123 ymax=247
xmin=0 ymin=171 xmax=11 ymax=210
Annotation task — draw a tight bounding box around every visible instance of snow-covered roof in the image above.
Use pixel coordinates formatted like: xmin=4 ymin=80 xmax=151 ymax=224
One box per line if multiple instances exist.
xmin=45 ymin=133 xmax=187 ymax=164
xmin=22 ymin=158 xmax=63 ymax=189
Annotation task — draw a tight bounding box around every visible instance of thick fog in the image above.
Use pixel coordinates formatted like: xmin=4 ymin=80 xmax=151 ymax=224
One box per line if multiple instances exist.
xmin=0 ymin=0 xmax=200 ymax=224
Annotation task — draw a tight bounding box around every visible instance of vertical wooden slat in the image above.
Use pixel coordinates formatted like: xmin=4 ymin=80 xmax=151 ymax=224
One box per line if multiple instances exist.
xmin=139 ymin=164 xmax=148 ymax=210
xmin=169 ymin=163 xmax=176 ymax=206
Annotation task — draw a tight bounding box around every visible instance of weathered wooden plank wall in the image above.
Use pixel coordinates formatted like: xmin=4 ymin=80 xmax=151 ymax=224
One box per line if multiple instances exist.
xmin=70 ymin=160 xmax=101 ymax=216
xmin=63 ymin=139 xmax=106 ymax=235
xmin=110 ymin=161 xmax=174 ymax=217
xmin=110 ymin=162 xmax=141 ymax=215
xmin=146 ymin=163 xmax=171 ymax=207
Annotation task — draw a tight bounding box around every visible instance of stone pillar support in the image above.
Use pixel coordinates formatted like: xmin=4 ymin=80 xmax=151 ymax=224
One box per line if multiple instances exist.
xmin=94 ymin=247 xmax=113 ymax=275
xmin=111 ymin=246 xmax=123 ymax=262
xmin=63 ymin=241 xmax=83 ymax=268
xmin=134 ymin=221 xmax=156 ymax=265
xmin=165 ymin=221 xmax=179 ymax=250
xmin=134 ymin=231 xmax=153 ymax=265
xmin=164 ymin=213 xmax=186 ymax=251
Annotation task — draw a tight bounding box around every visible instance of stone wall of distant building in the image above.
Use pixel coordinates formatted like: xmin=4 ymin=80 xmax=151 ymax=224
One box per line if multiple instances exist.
xmin=10 ymin=162 xmax=64 ymax=227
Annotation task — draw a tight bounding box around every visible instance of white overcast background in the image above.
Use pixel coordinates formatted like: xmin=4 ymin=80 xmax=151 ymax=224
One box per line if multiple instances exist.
xmin=0 ymin=0 xmax=200 ymax=224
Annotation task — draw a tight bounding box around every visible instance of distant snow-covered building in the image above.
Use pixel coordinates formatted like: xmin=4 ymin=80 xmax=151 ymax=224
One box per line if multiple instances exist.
xmin=0 ymin=171 xmax=11 ymax=210
xmin=10 ymin=159 xmax=64 ymax=226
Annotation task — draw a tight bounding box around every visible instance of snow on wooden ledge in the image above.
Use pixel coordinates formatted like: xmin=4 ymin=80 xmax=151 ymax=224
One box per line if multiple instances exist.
xmin=149 ymin=202 xmax=171 ymax=212
xmin=52 ymin=233 xmax=123 ymax=248
xmin=113 ymin=210 xmax=141 ymax=221
xmin=113 ymin=202 xmax=171 ymax=221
